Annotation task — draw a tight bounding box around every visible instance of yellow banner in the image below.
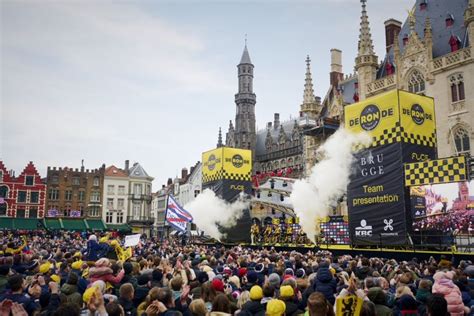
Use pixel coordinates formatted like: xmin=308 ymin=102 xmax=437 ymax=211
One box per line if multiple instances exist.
xmin=345 ymin=90 xmax=400 ymax=146
xmin=222 ymin=147 xmax=252 ymax=181
xmin=399 ymin=90 xmax=436 ymax=147
xmin=336 ymin=295 xmax=363 ymax=316
xmin=202 ymin=148 xmax=224 ymax=183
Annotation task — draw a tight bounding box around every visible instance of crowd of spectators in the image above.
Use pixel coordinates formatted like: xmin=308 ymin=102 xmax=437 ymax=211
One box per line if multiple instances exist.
xmin=0 ymin=232 xmax=473 ymax=316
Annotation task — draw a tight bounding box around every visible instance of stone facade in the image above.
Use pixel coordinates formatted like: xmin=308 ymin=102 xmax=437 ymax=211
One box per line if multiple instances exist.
xmin=127 ymin=162 xmax=154 ymax=235
xmin=102 ymin=163 xmax=129 ymax=226
xmin=45 ymin=163 xmax=105 ymax=218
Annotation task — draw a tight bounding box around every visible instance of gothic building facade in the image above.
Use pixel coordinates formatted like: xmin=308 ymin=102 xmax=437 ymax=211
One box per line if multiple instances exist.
xmin=329 ymin=0 xmax=474 ymax=160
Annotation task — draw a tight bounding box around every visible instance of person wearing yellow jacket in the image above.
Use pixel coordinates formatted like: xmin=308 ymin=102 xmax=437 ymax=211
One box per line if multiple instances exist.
xmin=5 ymin=236 xmax=27 ymax=255
xmin=110 ymin=240 xmax=132 ymax=262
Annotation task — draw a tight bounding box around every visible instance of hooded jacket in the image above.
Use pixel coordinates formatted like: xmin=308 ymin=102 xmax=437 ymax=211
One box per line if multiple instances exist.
xmin=432 ymin=272 xmax=464 ymax=316
xmin=241 ymin=299 xmax=265 ymax=316
xmin=313 ymin=265 xmax=337 ymax=305
xmin=367 ymin=287 xmax=393 ymax=316
xmin=60 ymin=283 xmax=82 ymax=308
xmin=89 ymin=266 xmax=125 ymax=285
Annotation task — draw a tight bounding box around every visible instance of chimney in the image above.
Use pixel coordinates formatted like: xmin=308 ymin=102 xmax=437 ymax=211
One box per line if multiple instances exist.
xmin=267 ymin=122 xmax=272 ymax=129
xmin=384 ymin=19 xmax=402 ymax=53
xmin=274 ymin=113 xmax=280 ymax=129
xmin=167 ymin=178 xmax=172 ymax=186
xmin=181 ymin=168 xmax=188 ymax=180
xmin=125 ymin=160 xmax=129 ymax=172
xmin=330 ymin=49 xmax=343 ymax=86
xmin=315 ymin=96 xmax=321 ymax=104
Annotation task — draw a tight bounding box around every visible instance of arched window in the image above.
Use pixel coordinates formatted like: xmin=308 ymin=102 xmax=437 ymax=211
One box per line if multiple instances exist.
xmin=449 ymin=73 xmax=465 ymax=102
xmin=408 ymin=70 xmax=425 ymax=94
xmin=453 ymin=126 xmax=470 ymax=154
xmin=0 ymin=186 xmax=8 ymax=198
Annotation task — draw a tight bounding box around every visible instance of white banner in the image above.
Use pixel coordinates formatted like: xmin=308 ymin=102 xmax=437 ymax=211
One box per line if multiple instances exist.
xmin=124 ymin=234 xmax=141 ymax=247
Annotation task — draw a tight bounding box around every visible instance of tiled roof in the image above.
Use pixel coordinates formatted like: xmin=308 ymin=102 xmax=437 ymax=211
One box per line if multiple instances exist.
xmin=129 ymin=162 xmax=153 ymax=180
xmin=105 ymin=165 xmax=128 ymax=178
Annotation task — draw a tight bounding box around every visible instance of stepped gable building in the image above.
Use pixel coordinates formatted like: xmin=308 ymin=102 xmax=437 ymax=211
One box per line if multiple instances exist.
xmin=45 ymin=163 xmax=105 ymax=218
xmin=332 ymin=0 xmax=474 ymax=159
xmin=102 ymin=163 xmax=129 ymax=227
xmin=0 ymin=161 xmax=46 ymax=218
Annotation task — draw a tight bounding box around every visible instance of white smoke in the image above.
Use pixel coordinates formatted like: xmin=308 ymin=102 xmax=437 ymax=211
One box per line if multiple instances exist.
xmin=289 ymin=128 xmax=370 ymax=242
xmin=185 ymin=189 xmax=249 ymax=240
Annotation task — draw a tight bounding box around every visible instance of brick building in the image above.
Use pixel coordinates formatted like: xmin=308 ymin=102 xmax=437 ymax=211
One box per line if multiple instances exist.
xmin=0 ymin=161 xmax=46 ymax=218
xmin=45 ymin=163 xmax=105 ymax=219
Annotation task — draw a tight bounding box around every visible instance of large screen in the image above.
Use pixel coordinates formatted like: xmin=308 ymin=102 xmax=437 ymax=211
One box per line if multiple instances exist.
xmin=410 ymin=181 xmax=474 ymax=234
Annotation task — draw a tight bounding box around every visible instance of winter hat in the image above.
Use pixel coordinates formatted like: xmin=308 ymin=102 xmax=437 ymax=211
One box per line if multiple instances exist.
xmin=216 ymin=266 xmax=224 ymax=274
xmin=247 ymin=271 xmax=258 ymax=284
xmin=88 ymin=235 xmax=97 ymax=242
xmin=67 ymin=272 xmax=79 ymax=285
xmin=250 ymin=285 xmax=263 ymax=300
xmin=238 ymin=268 xmax=247 ymax=278
xmin=211 ymin=278 xmax=224 ymax=292
xmin=229 ymin=275 xmax=241 ymax=289
xmin=197 ymin=271 xmax=209 ymax=284
xmin=223 ymin=267 xmax=232 ymax=276
xmin=284 ymin=268 xmax=294 ymax=276
xmin=39 ymin=262 xmax=52 ymax=274
xmin=266 ymin=299 xmax=286 ymax=316
xmin=279 ymin=285 xmax=294 ymax=298
xmin=123 ymin=262 xmax=133 ymax=274
xmin=71 ymin=260 xmax=83 ymax=270
xmin=138 ymin=274 xmax=150 ymax=286
xmin=50 ymin=275 xmax=60 ymax=283
xmin=399 ymin=294 xmax=418 ymax=311
xmin=295 ymin=268 xmax=305 ymax=278
xmin=255 ymin=263 xmax=264 ymax=273
xmin=268 ymin=273 xmax=281 ymax=288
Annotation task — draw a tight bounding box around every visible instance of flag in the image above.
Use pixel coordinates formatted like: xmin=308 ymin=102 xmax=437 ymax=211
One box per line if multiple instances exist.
xmin=165 ymin=195 xmax=193 ymax=232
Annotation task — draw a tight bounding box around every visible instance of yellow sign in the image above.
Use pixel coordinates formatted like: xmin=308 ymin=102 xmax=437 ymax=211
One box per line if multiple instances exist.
xmin=345 ymin=90 xmax=436 ymax=149
xmin=202 ymin=147 xmax=252 ymax=184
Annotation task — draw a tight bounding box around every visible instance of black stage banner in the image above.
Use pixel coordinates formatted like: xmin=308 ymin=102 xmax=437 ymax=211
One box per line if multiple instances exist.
xmin=201 ymin=179 xmax=252 ymax=243
xmin=347 ymin=143 xmax=407 ymax=245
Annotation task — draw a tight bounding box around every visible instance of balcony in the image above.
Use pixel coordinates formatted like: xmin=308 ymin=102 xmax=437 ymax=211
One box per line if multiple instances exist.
xmin=127 ymin=216 xmax=154 ymax=225
xmin=432 ymin=48 xmax=472 ymax=74
xmin=366 ymin=74 xmax=396 ymax=96
xmin=129 ymin=194 xmax=152 ymax=202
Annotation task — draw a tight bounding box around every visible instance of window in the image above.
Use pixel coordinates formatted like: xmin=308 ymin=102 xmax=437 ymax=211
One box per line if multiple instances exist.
xmin=17 ymin=209 xmax=26 ymax=218
xmin=78 ymin=204 xmax=84 ymax=214
xmin=78 ymin=190 xmax=85 ymax=201
xmin=29 ymin=208 xmax=38 ymax=218
xmin=17 ymin=191 xmax=27 ymax=203
xmin=72 ymin=177 xmax=80 ymax=185
xmin=0 ymin=186 xmax=8 ymax=198
xmin=454 ymin=127 xmax=470 ymax=154
xmin=48 ymin=189 xmax=59 ymax=200
xmin=105 ymin=212 xmax=113 ymax=224
xmin=107 ymin=185 xmax=114 ymax=195
xmin=194 ymin=190 xmax=200 ymax=198
xmin=90 ymin=191 xmax=100 ymax=202
xmin=117 ymin=212 xmax=124 ymax=224
xmin=0 ymin=203 xmax=6 ymax=216
xmin=133 ymin=202 xmax=141 ymax=218
xmin=51 ymin=175 xmax=59 ymax=184
xmin=30 ymin=192 xmax=39 ymax=203
xmin=134 ymin=184 xmax=142 ymax=196
xmin=450 ymin=74 xmax=465 ymax=102
xmin=118 ymin=186 xmax=125 ymax=195
xmin=157 ymin=199 xmax=166 ymax=209
xmin=0 ymin=171 xmax=2 ymax=181
xmin=93 ymin=177 xmax=99 ymax=187
xmin=107 ymin=198 xmax=114 ymax=209
xmin=408 ymin=70 xmax=425 ymax=94
xmin=65 ymin=190 xmax=72 ymax=201
xmin=88 ymin=206 xmax=100 ymax=217
xmin=25 ymin=176 xmax=34 ymax=186
xmin=117 ymin=198 xmax=124 ymax=210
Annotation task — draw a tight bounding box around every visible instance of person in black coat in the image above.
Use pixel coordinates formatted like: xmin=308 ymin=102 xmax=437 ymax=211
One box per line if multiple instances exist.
xmin=241 ymin=285 xmax=265 ymax=316
xmin=300 ymin=262 xmax=337 ymax=310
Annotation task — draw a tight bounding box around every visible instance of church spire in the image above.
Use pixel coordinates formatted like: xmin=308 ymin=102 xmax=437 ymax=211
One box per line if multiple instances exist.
xmin=357 ymin=0 xmax=375 ymax=57
xmin=217 ymin=127 xmax=223 ymax=148
xmin=240 ymin=44 xmax=252 ymax=64
xmin=303 ymin=55 xmax=316 ymax=104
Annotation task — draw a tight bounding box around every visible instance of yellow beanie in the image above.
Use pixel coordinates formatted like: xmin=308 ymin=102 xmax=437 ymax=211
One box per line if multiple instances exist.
xmin=72 ymin=252 xmax=82 ymax=259
xmin=250 ymin=285 xmax=263 ymax=300
xmin=266 ymin=299 xmax=286 ymax=316
xmin=50 ymin=274 xmax=60 ymax=283
xmin=39 ymin=262 xmax=51 ymax=274
xmin=279 ymin=285 xmax=294 ymax=298
xmin=71 ymin=260 xmax=83 ymax=270
xmin=83 ymin=286 xmax=99 ymax=303
xmin=110 ymin=240 xmax=119 ymax=248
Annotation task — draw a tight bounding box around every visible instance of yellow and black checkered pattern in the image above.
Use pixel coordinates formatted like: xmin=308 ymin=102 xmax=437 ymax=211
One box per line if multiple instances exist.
xmin=404 ymin=156 xmax=467 ymax=187
xmin=202 ymin=170 xmax=224 ymax=184
xmin=353 ymin=122 xmax=437 ymax=151
xmin=222 ymin=170 xmax=251 ymax=181
xmin=202 ymin=170 xmax=251 ymax=183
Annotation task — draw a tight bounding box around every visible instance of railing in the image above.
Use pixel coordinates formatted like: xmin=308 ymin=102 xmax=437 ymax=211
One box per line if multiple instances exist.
xmin=366 ymin=74 xmax=396 ymax=95
xmin=127 ymin=216 xmax=154 ymax=224
xmin=432 ymin=48 xmax=472 ymax=72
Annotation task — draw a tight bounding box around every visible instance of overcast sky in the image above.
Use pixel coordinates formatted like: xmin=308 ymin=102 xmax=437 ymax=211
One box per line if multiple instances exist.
xmin=1 ymin=0 xmax=413 ymax=187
